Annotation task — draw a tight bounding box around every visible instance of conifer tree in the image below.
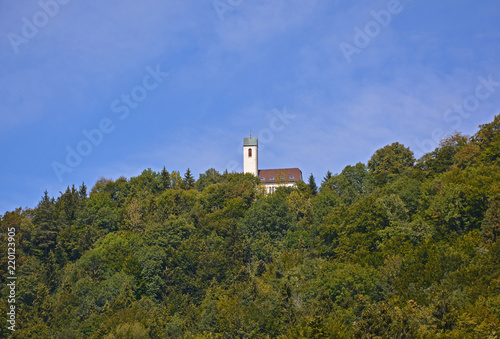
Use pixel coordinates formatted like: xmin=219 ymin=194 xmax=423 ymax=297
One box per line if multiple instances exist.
xmin=79 ymin=182 xmax=87 ymax=199
xmin=160 ymin=166 xmax=171 ymax=190
xmin=182 ymin=168 xmax=195 ymax=189
xmin=323 ymin=171 xmax=333 ymax=184
xmin=33 ymin=191 xmax=58 ymax=257
xmin=308 ymin=173 xmax=318 ymax=195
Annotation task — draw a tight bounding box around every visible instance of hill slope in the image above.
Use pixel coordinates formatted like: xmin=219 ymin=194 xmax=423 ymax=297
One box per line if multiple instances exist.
xmin=1 ymin=115 xmax=500 ymax=338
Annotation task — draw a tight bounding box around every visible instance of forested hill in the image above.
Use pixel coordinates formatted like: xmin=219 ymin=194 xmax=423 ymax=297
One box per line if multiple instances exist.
xmin=1 ymin=115 xmax=500 ymax=338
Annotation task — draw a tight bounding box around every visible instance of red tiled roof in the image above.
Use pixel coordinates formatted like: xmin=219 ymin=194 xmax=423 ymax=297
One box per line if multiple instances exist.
xmin=258 ymin=168 xmax=303 ymax=183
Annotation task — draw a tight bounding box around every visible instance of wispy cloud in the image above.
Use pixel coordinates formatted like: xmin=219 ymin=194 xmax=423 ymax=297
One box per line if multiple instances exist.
xmin=1 ymin=0 xmax=500 ymax=213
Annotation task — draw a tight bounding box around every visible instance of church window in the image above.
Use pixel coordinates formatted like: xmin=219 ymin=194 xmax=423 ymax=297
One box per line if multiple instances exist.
xmin=248 ymin=148 xmax=252 ymax=157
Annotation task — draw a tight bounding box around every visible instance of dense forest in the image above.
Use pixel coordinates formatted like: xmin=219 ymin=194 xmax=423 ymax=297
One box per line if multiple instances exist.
xmin=1 ymin=115 xmax=500 ymax=338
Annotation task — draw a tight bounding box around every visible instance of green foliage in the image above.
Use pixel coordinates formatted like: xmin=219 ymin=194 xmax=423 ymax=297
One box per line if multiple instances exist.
xmin=170 ymin=171 xmax=183 ymax=190
xmin=322 ymin=170 xmax=333 ymax=185
xmin=320 ymin=162 xmax=368 ymax=205
xmin=3 ymin=114 xmax=500 ymax=337
xmin=482 ymin=193 xmax=500 ymax=243
xmin=307 ymin=173 xmax=318 ymax=195
xmin=182 ymin=168 xmax=196 ymax=190
xmin=417 ymin=132 xmax=469 ymax=176
xmin=312 ymin=262 xmax=382 ymax=311
xmin=473 ymin=113 xmax=500 ymax=164
xmin=155 ymin=189 xmax=198 ymax=221
xmin=368 ymin=142 xmax=415 ymax=187
xmin=32 ymin=191 xmax=58 ymax=257
xmin=160 ymin=166 xmax=171 ymax=191
xmin=82 ymin=190 xmax=121 ymax=234
xmin=241 ymin=191 xmax=294 ymax=247
xmin=196 ymin=168 xmax=223 ymax=191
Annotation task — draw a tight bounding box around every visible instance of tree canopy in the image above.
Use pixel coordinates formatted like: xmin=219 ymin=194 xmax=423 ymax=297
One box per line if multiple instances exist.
xmin=1 ymin=114 xmax=500 ymax=338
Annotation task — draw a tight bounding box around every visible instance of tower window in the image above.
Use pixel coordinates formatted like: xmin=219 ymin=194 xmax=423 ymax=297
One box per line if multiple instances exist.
xmin=248 ymin=148 xmax=252 ymax=157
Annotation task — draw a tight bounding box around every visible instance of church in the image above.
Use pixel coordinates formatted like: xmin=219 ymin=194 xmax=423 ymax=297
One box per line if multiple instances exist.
xmin=243 ymin=137 xmax=303 ymax=193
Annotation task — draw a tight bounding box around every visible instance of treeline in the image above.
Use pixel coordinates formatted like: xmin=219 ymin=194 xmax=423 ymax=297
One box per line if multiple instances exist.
xmin=1 ymin=115 xmax=500 ymax=338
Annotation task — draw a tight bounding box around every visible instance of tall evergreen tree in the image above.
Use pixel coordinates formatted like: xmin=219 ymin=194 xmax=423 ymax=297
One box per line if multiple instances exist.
xmin=308 ymin=173 xmax=318 ymax=195
xmin=182 ymin=168 xmax=195 ymax=189
xmin=160 ymin=166 xmax=171 ymax=190
xmin=55 ymin=185 xmax=79 ymax=223
xmin=33 ymin=191 xmax=58 ymax=257
xmin=322 ymin=171 xmax=333 ymax=184
xmin=79 ymin=182 xmax=87 ymax=199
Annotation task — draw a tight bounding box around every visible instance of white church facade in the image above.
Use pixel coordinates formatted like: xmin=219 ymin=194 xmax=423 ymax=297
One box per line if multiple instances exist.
xmin=243 ymin=137 xmax=303 ymax=193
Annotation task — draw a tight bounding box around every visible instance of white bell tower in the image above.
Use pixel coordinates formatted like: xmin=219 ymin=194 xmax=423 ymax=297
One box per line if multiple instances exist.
xmin=243 ymin=137 xmax=258 ymax=176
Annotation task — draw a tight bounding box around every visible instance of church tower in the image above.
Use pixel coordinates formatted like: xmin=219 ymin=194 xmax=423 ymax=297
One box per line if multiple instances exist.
xmin=243 ymin=137 xmax=258 ymax=176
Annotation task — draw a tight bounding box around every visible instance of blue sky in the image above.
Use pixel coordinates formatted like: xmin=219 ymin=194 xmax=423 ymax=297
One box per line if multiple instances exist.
xmin=1 ymin=0 xmax=500 ymax=214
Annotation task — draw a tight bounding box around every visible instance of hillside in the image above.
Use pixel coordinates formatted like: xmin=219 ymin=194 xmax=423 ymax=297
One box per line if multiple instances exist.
xmin=1 ymin=115 xmax=500 ymax=338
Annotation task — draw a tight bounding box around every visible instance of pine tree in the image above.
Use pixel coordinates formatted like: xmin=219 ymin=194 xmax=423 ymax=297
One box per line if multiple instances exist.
xmin=182 ymin=168 xmax=195 ymax=189
xmin=323 ymin=171 xmax=333 ymax=184
xmin=56 ymin=186 xmax=78 ymax=223
xmin=160 ymin=166 xmax=171 ymax=190
xmin=307 ymin=173 xmax=318 ymax=195
xmin=78 ymin=182 xmax=87 ymax=199
xmin=33 ymin=191 xmax=58 ymax=257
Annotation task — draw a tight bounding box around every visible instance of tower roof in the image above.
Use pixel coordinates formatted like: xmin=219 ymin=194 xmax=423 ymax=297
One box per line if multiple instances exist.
xmin=244 ymin=137 xmax=258 ymax=146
